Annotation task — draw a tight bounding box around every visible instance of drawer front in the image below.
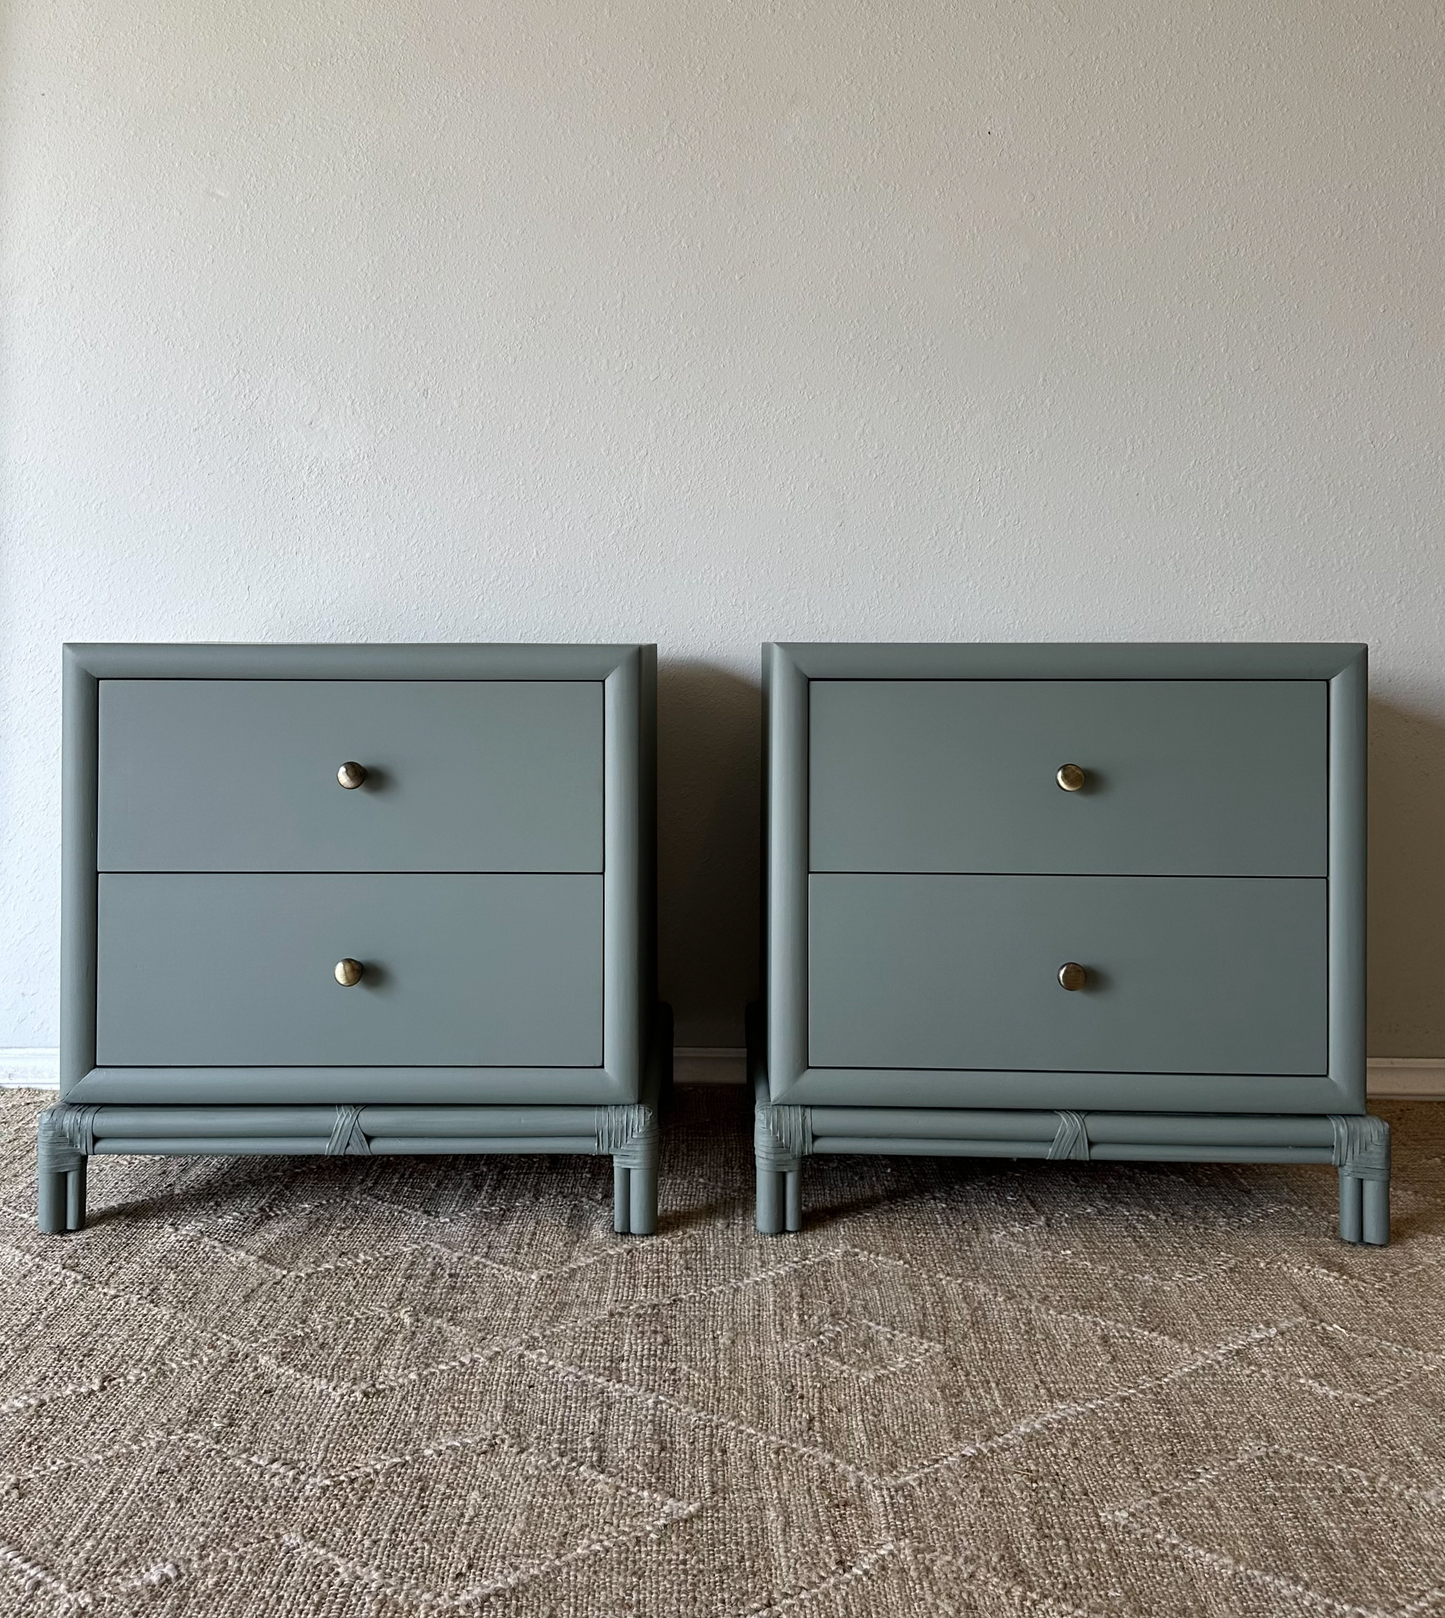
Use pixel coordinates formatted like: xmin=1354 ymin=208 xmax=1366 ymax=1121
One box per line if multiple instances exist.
xmin=808 ymin=873 xmax=1327 ymax=1077
xmin=96 ymin=873 xmax=602 ymax=1067
xmin=809 ymin=680 xmax=1327 ymax=877
xmin=97 ymin=681 xmax=603 ymax=873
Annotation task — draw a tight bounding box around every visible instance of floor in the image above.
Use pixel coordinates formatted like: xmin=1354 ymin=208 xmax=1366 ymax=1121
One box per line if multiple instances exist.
xmin=0 ymin=1086 xmax=1442 ymax=1616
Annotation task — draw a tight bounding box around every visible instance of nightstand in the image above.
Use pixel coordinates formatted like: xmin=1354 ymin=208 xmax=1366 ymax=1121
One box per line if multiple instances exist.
xmin=755 ymin=642 xmax=1387 ymax=1244
xmin=40 ymin=642 xmax=666 ymax=1235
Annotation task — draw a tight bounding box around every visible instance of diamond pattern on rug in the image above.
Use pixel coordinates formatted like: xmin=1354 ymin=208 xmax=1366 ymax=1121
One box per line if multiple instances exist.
xmin=292 ymin=1432 xmax=697 ymax=1608
xmin=0 ymin=1088 xmax=1441 ymax=1616
xmin=792 ymin=1318 xmax=943 ymax=1381
xmin=0 ymin=1431 xmax=312 ymax=1605
xmin=1112 ymin=1447 xmax=1445 ymax=1617
xmin=1225 ymin=1317 xmax=1442 ymax=1405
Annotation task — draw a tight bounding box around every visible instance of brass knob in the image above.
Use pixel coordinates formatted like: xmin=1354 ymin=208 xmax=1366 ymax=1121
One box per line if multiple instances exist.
xmin=337 ymin=761 xmax=368 ymax=790
xmin=1058 ymin=962 xmax=1088 ymax=991
xmin=1056 ymin=764 xmax=1086 ymax=792
xmin=334 ymin=958 xmax=364 ymax=987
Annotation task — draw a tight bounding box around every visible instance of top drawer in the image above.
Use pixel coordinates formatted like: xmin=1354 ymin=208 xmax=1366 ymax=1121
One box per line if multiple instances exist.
xmin=98 ymin=680 xmax=604 ymax=873
xmin=809 ymin=679 xmax=1327 ymax=877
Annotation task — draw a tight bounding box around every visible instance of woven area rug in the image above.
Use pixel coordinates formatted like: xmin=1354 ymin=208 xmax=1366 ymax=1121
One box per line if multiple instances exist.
xmin=0 ymin=1087 xmax=1442 ymax=1616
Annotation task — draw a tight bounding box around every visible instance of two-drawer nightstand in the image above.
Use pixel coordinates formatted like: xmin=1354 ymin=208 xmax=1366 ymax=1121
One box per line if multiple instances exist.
xmin=39 ymin=643 xmax=667 ymax=1236
xmin=754 ymin=642 xmax=1389 ymax=1244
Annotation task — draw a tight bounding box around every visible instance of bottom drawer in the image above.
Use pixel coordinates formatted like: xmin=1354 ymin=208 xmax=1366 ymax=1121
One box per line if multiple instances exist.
xmin=808 ymin=874 xmax=1327 ymax=1078
xmin=96 ymin=873 xmax=602 ymax=1068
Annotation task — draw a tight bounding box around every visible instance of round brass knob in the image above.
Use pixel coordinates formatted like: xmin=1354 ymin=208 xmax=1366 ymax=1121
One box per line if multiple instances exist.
xmin=334 ymin=958 xmax=364 ymax=987
xmin=1056 ymin=764 xmax=1086 ymax=792
xmin=337 ymin=761 xmax=368 ymax=790
xmin=1058 ymin=962 xmax=1088 ymax=991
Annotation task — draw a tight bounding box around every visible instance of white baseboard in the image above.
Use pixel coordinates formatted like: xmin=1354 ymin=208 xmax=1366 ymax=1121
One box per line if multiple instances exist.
xmin=1364 ymin=1059 xmax=1445 ymax=1098
xmin=674 ymin=1047 xmax=746 ymax=1086
xmin=3 ymin=1046 xmax=1441 ymax=1098
xmin=0 ymin=1048 xmax=59 ymax=1089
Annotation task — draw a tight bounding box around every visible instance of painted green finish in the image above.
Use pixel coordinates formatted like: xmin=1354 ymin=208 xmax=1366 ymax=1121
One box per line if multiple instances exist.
xmin=749 ymin=1007 xmax=1389 ymax=1243
xmin=808 ymin=872 xmax=1327 ymax=1080
xmin=60 ymin=652 xmax=99 ymax=1091
xmin=98 ymin=680 xmax=603 ymax=874
xmin=80 ymin=1104 xmax=603 ymax=1136
xmin=357 ymin=1106 xmax=602 ymax=1135
xmin=764 ymin=644 xmax=811 ymax=1100
xmin=88 ymin=1107 xmax=347 ymax=1135
xmin=51 ymin=642 xmax=665 ymax=1237
xmin=810 ymin=680 xmax=1327 ymax=877
xmin=67 ymin=642 xmax=638 ymax=680
xmin=96 ymin=872 xmax=603 ymax=1072
xmin=765 ymin=643 xmax=1367 ymax=1113
xmin=779 ymin=642 xmax=1365 ymax=681
xmin=766 ymin=1063 xmax=1350 ymax=1114
xmin=759 ymin=643 xmax=1378 ymax=1241
xmin=62 ymin=643 xmax=655 ymax=1101
xmin=1327 ymin=647 xmax=1368 ymax=1111
xmin=67 ymin=1066 xmax=633 ymax=1106
xmin=810 ymin=1108 xmax=1338 ymax=1146
xmin=37 ymin=1003 xmax=669 ymax=1236
xmin=603 ymin=648 xmax=651 ymax=1094
xmin=809 ymin=1137 xmax=1335 ymax=1162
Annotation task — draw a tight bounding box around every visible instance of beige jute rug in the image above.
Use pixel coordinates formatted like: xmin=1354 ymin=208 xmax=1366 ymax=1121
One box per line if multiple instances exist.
xmin=0 ymin=1086 xmax=1442 ymax=1616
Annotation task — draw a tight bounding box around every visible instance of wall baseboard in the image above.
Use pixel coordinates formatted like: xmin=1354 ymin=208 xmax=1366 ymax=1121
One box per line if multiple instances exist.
xmin=0 ymin=1048 xmax=59 ymax=1089
xmin=673 ymin=1047 xmax=747 ymax=1086
xmin=1364 ymin=1059 xmax=1445 ymax=1098
xmin=3 ymin=1046 xmax=1442 ymax=1097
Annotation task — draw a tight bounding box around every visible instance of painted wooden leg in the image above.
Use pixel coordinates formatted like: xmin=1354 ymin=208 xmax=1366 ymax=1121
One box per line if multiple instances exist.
xmin=629 ymin=1163 xmax=657 ymax=1237
xmin=755 ymin=1085 xmax=810 ymax=1234
xmin=784 ymin=1168 xmax=802 ymax=1233
xmin=1338 ymin=1172 xmax=1363 ymax=1244
xmin=37 ymin=1110 xmax=83 ymax=1237
xmin=38 ymin=1171 xmax=68 ymax=1236
xmin=1363 ymin=1176 xmax=1390 ymax=1246
xmin=757 ymin=1167 xmax=784 ymax=1235
xmin=1332 ymin=1115 xmax=1389 ymax=1248
xmin=600 ymin=1066 xmax=660 ymax=1237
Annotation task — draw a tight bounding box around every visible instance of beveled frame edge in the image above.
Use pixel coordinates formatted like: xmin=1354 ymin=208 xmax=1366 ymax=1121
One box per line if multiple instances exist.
xmin=602 ymin=646 xmax=649 ymax=1099
xmin=61 ymin=642 xmax=657 ymax=1103
xmin=1328 ymin=647 xmax=1367 ymax=1111
xmin=640 ymin=648 xmax=659 ymax=1070
xmin=66 ymin=1000 xmax=670 ymax=1115
xmin=66 ymin=1068 xmax=633 ymax=1105
xmin=764 ymin=640 xmax=1367 ymax=1113
xmin=765 ymin=645 xmax=809 ymax=1099
xmin=62 ymin=642 xmax=640 ymax=681
xmin=768 ymin=1068 xmax=1352 ymax=1113
xmin=60 ymin=651 xmax=99 ymax=1093
xmin=775 ymin=641 xmax=1368 ymax=681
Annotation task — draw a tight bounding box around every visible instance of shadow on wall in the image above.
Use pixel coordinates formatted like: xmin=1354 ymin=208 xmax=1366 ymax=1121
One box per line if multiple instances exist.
xmin=1369 ymin=700 xmax=1445 ymax=1056
xmin=657 ymin=661 xmax=761 ymax=1050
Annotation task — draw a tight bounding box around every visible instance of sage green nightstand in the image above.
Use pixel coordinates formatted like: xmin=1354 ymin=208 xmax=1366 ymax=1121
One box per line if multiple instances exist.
xmin=755 ymin=642 xmax=1388 ymax=1244
xmin=40 ymin=642 xmax=666 ymax=1236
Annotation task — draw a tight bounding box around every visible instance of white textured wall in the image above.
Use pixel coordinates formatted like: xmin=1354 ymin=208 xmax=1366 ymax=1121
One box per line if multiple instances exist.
xmin=2 ymin=1 xmax=1442 ymax=1052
